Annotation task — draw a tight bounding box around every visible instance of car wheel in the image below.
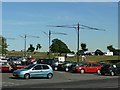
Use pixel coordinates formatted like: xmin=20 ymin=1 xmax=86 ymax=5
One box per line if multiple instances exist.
xmin=97 ymin=69 xmax=101 ymax=75
xmin=24 ymin=73 xmax=30 ymax=79
xmin=65 ymin=68 xmax=69 ymax=72
xmin=80 ymin=69 xmax=85 ymax=74
xmin=110 ymin=71 xmax=115 ymax=76
xmin=47 ymin=73 xmax=53 ymax=79
xmin=54 ymin=67 xmax=58 ymax=71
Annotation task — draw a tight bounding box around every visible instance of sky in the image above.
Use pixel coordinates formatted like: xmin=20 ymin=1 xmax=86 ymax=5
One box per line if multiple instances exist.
xmin=2 ymin=2 xmax=118 ymax=52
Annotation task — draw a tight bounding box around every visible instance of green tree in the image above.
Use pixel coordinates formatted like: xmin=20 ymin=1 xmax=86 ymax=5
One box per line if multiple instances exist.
xmin=36 ymin=44 xmax=42 ymax=52
xmin=95 ymin=49 xmax=104 ymax=55
xmin=81 ymin=43 xmax=88 ymax=52
xmin=27 ymin=44 xmax=35 ymax=52
xmin=107 ymin=45 xmax=116 ymax=52
xmin=50 ymin=38 xmax=71 ymax=55
xmin=107 ymin=45 xmax=119 ymax=55
xmin=0 ymin=36 xmax=8 ymax=55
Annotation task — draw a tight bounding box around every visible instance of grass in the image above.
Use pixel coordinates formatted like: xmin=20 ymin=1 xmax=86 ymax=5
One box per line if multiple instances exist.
xmin=3 ymin=51 xmax=120 ymax=63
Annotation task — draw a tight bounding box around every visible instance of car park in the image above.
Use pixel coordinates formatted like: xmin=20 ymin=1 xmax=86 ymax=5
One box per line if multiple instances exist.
xmin=13 ymin=64 xmax=53 ymax=79
xmin=72 ymin=62 xmax=102 ymax=74
xmin=100 ymin=63 xmax=120 ymax=76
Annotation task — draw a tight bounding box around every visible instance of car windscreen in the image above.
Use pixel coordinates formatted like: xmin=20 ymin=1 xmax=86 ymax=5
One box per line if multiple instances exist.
xmin=78 ymin=63 xmax=86 ymax=66
xmin=24 ymin=64 xmax=36 ymax=69
xmin=102 ymin=64 xmax=110 ymax=68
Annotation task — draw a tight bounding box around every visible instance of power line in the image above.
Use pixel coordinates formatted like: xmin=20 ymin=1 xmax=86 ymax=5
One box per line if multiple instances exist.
xmin=48 ymin=23 xmax=106 ymax=62
xmin=43 ymin=30 xmax=67 ymax=59
xmin=19 ymin=34 xmax=40 ymax=57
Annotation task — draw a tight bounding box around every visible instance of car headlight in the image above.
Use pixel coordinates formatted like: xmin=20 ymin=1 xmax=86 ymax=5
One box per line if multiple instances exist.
xmin=79 ymin=67 xmax=81 ymax=69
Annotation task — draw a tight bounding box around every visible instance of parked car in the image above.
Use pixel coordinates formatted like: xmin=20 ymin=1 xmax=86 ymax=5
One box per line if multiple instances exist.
xmin=33 ymin=59 xmax=54 ymax=66
xmin=69 ymin=62 xmax=87 ymax=71
xmin=52 ymin=59 xmax=64 ymax=71
xmin=11 ymin=64 xmax=26 ymax=71
xmin=0 ymin=61 xmax=13 ymax=72
xmin=61 ymin=60 xmax=73 ymax=71
xmin=100 ymin=63 xmax=120 ymax=76
xmin=98 ymin=61 xmax=109 ymax=66
xmin=7 ymin=56 xmax=22 ymax=66
xmin=13 ymin=64 xmax=53 ymax=79
xmin=72 ymin=62 xmax=102 ymax=74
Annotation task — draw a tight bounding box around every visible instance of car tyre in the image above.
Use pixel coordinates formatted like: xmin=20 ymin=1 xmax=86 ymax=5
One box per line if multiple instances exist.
xmin=110 ymin=71 xmax=115 ymax=76
xmin=47 ymin=73 xmax=53 ymax=79
xmin=54 ymin=67 xmax=58 ymax=71
xmin=80 ymin=69 xmax=85 ymax=74
xmin=65 ymin=68 xmax=69 ymax=72
xmin=24 ymin=73 xmax=30 ymax=79
xmin=97 ymin=69 xmax=101 ymax=75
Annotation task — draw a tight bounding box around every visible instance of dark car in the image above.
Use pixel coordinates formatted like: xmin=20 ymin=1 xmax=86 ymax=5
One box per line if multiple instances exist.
xmin=100 ymin=63 xmax=120 ymax=76
xmin=61 ymin=61 xmax=73 ymax=71
xmin=51 ymin=59 xmax=65 ymax=71
xmin=33 ymin=58 xmax=54 ymax=66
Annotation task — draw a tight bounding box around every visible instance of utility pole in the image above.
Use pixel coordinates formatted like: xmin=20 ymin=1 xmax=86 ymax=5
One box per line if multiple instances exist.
xmin=43 ymin=30 xmax=67 ymax=59
xmin=20 ymin=34 xmax=40 ymax=57
xmin=24 ymin=34 xmax=27 ymax=57
xmin=48 ymin=30 xmax=51 ymax=59
xmin=77 ymin=23 xmax=80 ymax=62
xmin=48 ymin=22 xmax=105 ymax=62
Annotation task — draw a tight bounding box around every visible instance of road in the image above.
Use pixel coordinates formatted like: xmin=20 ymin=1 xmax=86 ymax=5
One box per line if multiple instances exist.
xmin=1 ymin=71 xmax=120 ymax=89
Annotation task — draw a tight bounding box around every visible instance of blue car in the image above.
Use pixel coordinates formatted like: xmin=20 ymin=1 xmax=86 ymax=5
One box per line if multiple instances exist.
xmin=13 ymin=64 xmax=53 ymax=79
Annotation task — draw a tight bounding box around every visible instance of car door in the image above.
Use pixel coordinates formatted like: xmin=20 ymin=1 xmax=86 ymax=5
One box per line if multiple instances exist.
xmin=30 ymin=65 xmax=42 ymax=77
xmin=85 ymin=63 xmax=92 ymax=72
xmin=90 ymin=63 xmax=98 ymax=72
xmin=41 ymin=65 xmax=50 ymax=76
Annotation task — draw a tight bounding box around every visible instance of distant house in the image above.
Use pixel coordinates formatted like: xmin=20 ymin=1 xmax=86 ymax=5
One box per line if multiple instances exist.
xmin=84 ymin=51 xmax=94 ymax=55
xmin=105 ymin=52 xmax=113 ymax=56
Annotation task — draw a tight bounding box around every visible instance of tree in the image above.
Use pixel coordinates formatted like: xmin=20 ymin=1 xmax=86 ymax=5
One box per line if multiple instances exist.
xmin=36 ymin=44 xmax=42 ymax=52
xmin=50 ymin=38 xmax=71 ymax=55
xmin=78 ymin=43 xmax=88 ymax=55
xmin=107 ymin=45 xmax=116 ymax=52
xmin=27 ymin=44 xmax=35 ymax=52
xmin=107 ymin=45 xmax=120 ymax=55
xmin=95 ymin=49 xmax=104 ymax=55
xmin=0 ymin=36 xmax=8 ymax=55
xmin=81 ymin=43 xmax=88 ymax=52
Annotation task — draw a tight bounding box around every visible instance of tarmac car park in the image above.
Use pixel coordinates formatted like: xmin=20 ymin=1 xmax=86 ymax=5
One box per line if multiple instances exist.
xmin=1 ymin=56 xmax=120 ymax=88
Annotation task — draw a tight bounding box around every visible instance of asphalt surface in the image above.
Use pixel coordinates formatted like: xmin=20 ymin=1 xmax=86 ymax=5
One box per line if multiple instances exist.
xmin=1 ymin=71 xmax=120 ymax=89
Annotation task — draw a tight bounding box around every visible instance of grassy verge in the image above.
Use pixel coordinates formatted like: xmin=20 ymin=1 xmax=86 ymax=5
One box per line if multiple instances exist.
xmin=3 ymin=51 xmax=120 ymax=63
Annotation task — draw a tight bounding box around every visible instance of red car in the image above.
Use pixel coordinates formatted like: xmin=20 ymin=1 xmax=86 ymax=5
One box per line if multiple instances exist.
xmin=11 ymin=63 xmax=26 ymax=71
xmin=12 ymin=64 xmax=26 ymax=71
xmin=72 ymin=62 xmax=102 ymax=74
xmin=0 ymin=61 xmax=13 ymax=72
